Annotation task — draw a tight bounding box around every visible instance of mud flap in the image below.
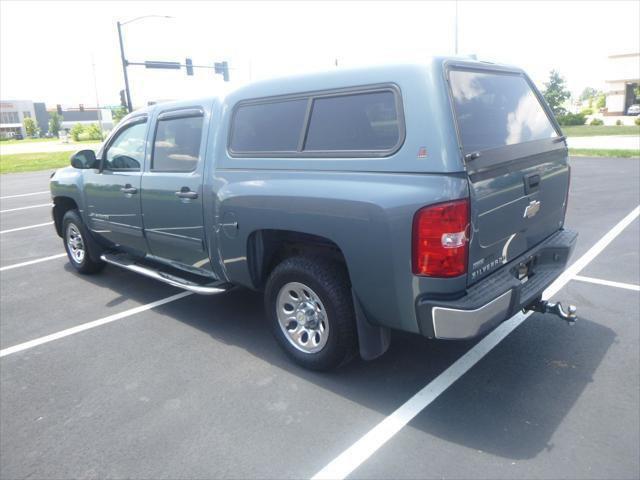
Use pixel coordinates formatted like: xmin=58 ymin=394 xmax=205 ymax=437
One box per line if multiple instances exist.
xmin=352 ymin=291 xmax=390 ymax=361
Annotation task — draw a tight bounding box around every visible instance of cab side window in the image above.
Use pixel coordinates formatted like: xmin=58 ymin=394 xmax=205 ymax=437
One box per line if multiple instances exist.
xmin=151 ymin=115 xmax=203 ymax=172
xmin=103 ymin=121 xmax=147 ymax=171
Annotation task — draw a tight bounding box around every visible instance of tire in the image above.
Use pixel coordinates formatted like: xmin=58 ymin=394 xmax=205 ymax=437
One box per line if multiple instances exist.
xmin=62 ymin=209 xmax=105 ymax=274
xmin=264 ymin=256 xmax=358 ymax=371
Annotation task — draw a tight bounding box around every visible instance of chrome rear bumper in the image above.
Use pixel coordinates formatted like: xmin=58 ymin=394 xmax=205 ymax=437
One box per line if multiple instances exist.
xmin=431 ymin=290 xmax=512 ymax=339
xmin=415 ymin=229 xmax=577 ymax=339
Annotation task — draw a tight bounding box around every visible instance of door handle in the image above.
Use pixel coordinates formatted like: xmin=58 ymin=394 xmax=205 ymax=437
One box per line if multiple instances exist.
xmin=120 ymin=184 xmax=138 ymax=195
xmin=175 ymin=187 xmax=198 ymax=199
xmin=524 ymin=174 xmax=540 ymax=194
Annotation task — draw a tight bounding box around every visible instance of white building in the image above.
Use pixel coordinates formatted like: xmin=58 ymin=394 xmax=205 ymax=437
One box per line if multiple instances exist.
xmin=0 ymin=100 xmax=115 ymax=138
xmin=604 ymin=53 xmax=640 ymax=115
xmin=0 ymin=100 xmax=36 ymax=137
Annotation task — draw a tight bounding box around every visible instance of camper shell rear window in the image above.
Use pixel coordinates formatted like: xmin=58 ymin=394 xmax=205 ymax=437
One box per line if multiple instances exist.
xmin=448 ymin=69 xmax=558 ymax=154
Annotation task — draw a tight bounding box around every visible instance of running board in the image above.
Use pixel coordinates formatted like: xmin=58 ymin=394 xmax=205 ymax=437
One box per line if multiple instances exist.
xmin=100 ymin=253 xmax=231 ymax=295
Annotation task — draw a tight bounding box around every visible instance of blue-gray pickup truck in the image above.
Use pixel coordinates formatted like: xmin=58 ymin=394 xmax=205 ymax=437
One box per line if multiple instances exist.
xmin=50 ymin=58 xmax=577 ymax=370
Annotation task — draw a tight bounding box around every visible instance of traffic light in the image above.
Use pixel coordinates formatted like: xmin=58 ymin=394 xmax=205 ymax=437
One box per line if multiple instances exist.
xmin=214 ymin=61 xmax=229 ymax=82
xmin=119 ymin=90 xmax=127 ymax=108
xmin=185 ymin=58 xmax=193 ymax=76
xmin=56 ymin=104 xmax=62 ymax=115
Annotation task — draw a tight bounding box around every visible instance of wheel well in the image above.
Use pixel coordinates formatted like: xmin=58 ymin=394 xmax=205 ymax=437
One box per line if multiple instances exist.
xmin=247 ymin=230 xmax=347 ymax=290
xmin=52 ymin=197 xmax=78 ymax=237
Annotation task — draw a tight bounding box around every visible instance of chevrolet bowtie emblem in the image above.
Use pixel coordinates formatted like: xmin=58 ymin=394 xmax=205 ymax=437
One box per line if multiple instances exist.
xmin=523 ymin=200 xmax=541 ymax=219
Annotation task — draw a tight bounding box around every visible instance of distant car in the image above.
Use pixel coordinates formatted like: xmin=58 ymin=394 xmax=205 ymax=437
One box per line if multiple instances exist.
xmin=13 ymin=133 xmax=24 ymax=140
xmin=627 ymin=104 xmax=640 ymax=115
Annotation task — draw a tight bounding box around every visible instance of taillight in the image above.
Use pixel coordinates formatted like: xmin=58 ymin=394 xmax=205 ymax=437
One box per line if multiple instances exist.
xmin=412 ymin=199 xmax=470 ymax=277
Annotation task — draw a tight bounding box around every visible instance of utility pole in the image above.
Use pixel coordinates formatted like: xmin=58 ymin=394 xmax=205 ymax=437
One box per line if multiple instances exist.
xmin=454 ymin=0 xmax=459 ymax=55
xmin=91 ymin=55 xmax=104 ymax=139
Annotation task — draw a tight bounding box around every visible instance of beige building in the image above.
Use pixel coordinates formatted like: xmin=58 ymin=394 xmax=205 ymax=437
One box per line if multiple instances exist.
xmin=604 ymin=53 xmax=639 ymax=115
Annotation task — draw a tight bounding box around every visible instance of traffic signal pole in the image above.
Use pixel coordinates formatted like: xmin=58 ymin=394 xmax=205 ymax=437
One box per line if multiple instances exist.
xmin=117 ymin=21 xmax=133 ymax=113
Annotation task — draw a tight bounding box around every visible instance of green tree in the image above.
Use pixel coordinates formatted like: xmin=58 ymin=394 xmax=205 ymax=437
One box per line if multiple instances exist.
xmin=48 ymin=112 xmax=63 ymax=137
xmin=542 ymin=70 xmax=571 ymax=116
xmin=111 ymin=106 xmax=128 ymax=124
xmin=85 ymin=123 xmax=104 ymax=141
xmin=579 ymin=87 xmax=600 ymax=102
xmin=22 ymin=117 xmax=38 ymax=137
xmin=70 ymin=123 xmax=84 ymax=142
xmin=596 ymin=94 xmax=606 ymax=109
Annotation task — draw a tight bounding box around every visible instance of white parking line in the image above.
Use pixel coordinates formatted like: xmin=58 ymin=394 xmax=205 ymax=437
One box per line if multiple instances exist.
xmin=0 ymin=253 xmax=67 ymax=272
xmin=0 ymin=190 xmax=49 ymax=200
xmin=312 ymin=204 xmax=640 ymax=480
xmin=573 ymin=274 xmax=640 ymax=292
xmin=0 ymin=222 xmax=54 ymax=234
xmin=0 ymin=291 xmax=192 ymax=358
xmin=0 ymin=203 xmax=52 ymax=213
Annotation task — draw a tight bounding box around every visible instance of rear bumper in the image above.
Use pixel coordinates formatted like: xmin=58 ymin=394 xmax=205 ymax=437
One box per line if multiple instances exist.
xmin=416 ymin=229 xmax=577 ymax=339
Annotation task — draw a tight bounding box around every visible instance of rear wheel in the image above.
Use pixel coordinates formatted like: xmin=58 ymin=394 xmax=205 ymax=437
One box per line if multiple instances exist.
xmin=62 ymin=210 xmax=104 ymax=274
xmin=264 ymin=256 xmax=357 ymax=371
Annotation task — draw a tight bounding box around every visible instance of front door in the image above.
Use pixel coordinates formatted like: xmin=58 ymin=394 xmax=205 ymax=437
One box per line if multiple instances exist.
xmin=140 ymin=107 xmax=213 ymax=275
xmin=83 ymin=116 xmax=148 ymax=253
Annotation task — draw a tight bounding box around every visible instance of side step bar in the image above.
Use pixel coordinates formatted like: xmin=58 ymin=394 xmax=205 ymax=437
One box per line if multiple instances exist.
xmin=100 ymin=253 xmax=231 ymax=295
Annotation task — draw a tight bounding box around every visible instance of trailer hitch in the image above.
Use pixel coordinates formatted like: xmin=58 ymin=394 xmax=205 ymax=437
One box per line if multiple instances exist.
xmin=525 ymin=299 xmax=577 ymax=325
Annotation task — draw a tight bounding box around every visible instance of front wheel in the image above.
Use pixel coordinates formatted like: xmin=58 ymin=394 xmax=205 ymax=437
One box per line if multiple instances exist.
xmin=264 ymin=256 xmax=357 ymax=371
xmin=62 ymin=210 xmax=104 ymax=274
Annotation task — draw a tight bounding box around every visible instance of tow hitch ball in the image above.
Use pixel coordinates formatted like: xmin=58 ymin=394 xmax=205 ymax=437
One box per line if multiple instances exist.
xmin=525 ymin=300 xmax=577 ymax=325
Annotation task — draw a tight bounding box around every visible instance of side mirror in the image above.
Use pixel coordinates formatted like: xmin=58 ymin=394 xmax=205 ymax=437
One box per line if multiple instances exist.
xmin=70 ymin=149 xmax=98 ymax=169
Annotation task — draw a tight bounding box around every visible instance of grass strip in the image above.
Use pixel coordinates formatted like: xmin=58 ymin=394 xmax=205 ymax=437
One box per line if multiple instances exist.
xmin=0 ymin=151 xmax=71 ymax=174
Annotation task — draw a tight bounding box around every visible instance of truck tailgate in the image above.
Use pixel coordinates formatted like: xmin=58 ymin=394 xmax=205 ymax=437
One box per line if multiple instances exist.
xmin=446 ymin=66 xmax=570 ymax=285
xmin=467 ymin=148 xmax=569 ymax=284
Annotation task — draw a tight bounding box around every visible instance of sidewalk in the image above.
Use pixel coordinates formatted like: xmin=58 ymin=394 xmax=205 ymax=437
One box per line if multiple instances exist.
xmin=567 ymin=135 xmax=640 ymax=150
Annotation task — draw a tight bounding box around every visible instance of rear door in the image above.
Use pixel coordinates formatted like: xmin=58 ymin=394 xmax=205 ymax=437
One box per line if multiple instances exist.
xmin=447 ymin=66 xmax=570 ymax=285
xmin=140 ymin=106 xmax=213 ymax=274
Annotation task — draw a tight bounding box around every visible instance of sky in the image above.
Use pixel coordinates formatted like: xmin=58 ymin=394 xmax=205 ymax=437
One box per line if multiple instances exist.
xmin=1 ymin=0 xmax=639 ymax=109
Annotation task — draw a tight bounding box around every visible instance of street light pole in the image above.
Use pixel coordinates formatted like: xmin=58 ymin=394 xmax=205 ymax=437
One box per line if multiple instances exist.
xmin=117 ymin=21 xmax=133 ymax=112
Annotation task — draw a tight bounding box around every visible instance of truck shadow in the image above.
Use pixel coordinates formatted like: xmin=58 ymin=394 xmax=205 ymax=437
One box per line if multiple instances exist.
xmin=74 ymin=266 xmax=615 ymax=461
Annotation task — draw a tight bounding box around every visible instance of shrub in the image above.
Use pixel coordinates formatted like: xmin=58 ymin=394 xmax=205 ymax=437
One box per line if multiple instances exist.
xmin=615 ymin=119 xmax=623 ymax=126
xmin=590 ymin=118 xmax=604 ymax=126
xmin=85 ymin=123 xmax=103 ymax=141
xmin=596 ymin=95 xmax=606 ymax=109
xmin=70 ymin=123 xmax=84 ymax=141
xmin=557 ymin=113 xmax=586 ymax=126
xmin=580 ymin=108 xmax=593 ymax=116
xmin=635 ymin=117 xmax=640 ymax=126
xmin=111 ymin=106 xmax=128 ymax=124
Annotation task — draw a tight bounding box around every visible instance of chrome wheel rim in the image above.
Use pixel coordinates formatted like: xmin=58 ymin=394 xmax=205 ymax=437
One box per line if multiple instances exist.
xmin=276 ymin=281 xmax=329 ymax=354
xmin=66 ymin=223 xmax=85 ymax=264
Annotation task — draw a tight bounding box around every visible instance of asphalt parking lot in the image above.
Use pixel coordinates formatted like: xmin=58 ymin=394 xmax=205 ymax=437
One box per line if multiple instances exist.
xmin=0 ymin=156 xmax=638 ymax=480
